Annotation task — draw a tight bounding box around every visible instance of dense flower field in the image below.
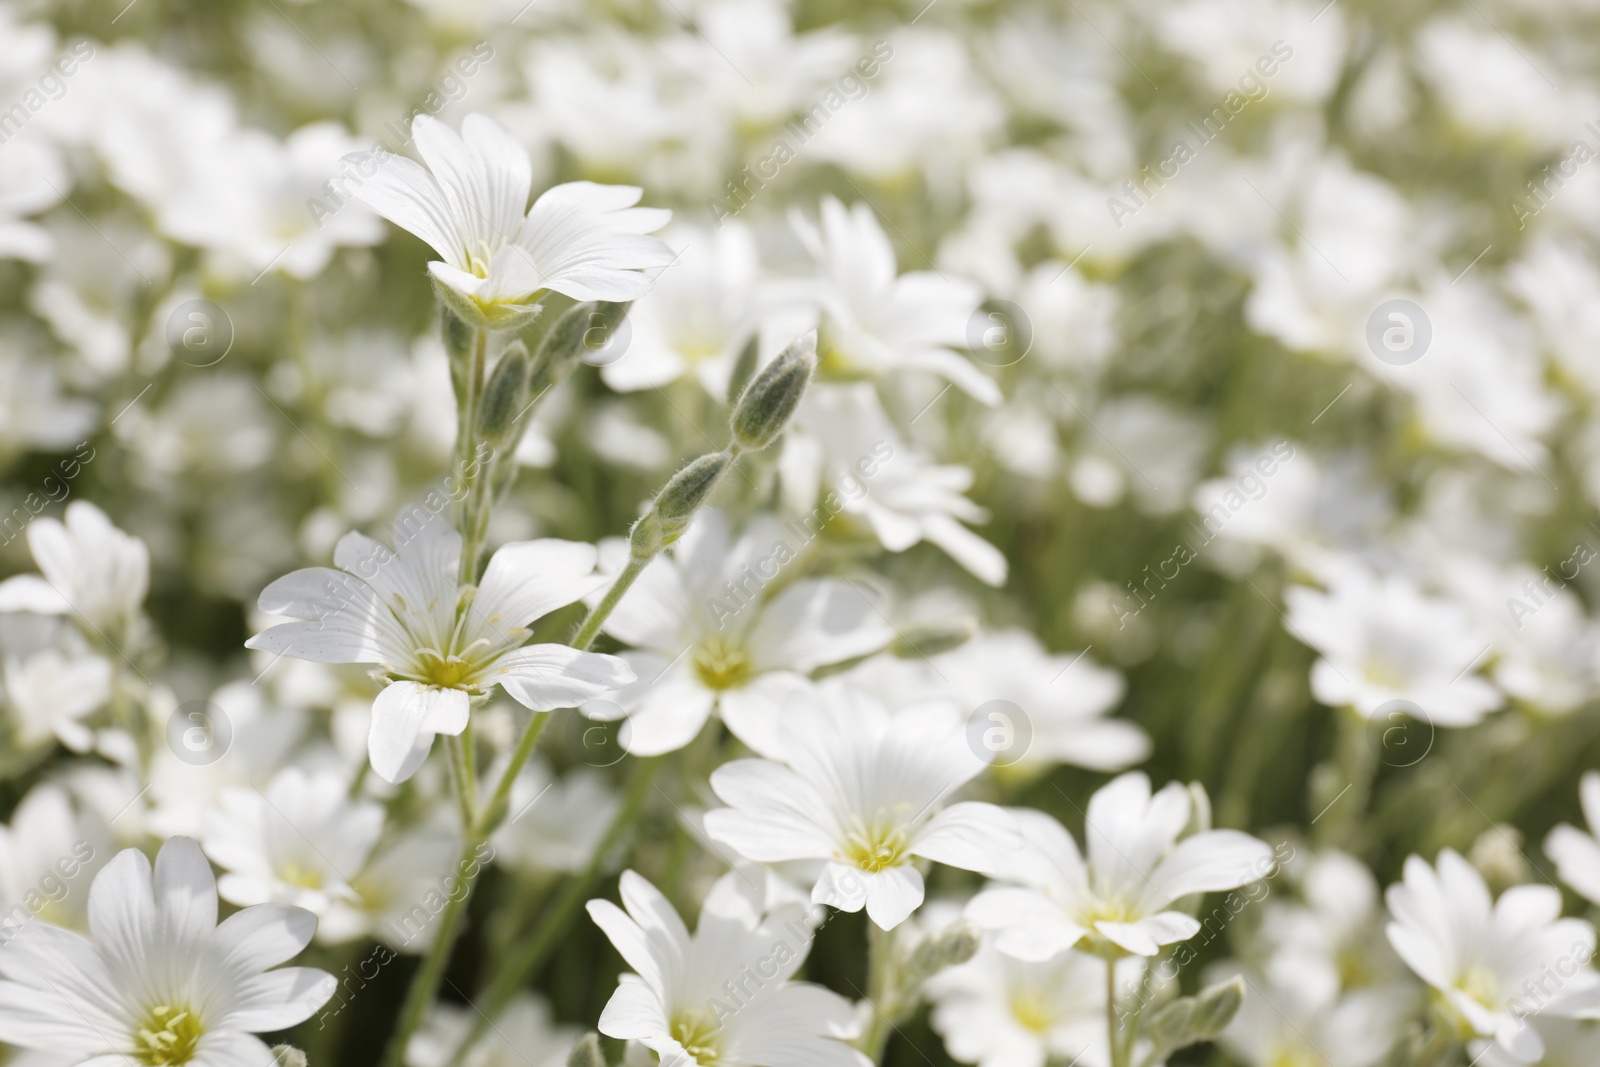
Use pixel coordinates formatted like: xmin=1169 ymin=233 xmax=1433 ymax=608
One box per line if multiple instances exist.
xmin=2 ymin=0 xmax=1600 ymax=1064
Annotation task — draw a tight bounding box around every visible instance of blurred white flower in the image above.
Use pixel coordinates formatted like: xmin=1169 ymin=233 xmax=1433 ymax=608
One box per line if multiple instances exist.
xmin=0 ymin=836 xmax=336 ymax=1065
xmin=1546 ymin=772 xmax=1600 ymax=909
xmin=490 ymin=757 xmax=621 ymax=875
xmin=966 ymin=773 xmax=1273 ymax=958
xmin=0 ymin=783 xmax=108 ymax=936
xmin=705 ymin=682 xmax=1018 ymax=929
xmin=247 ymin=521 xmax=633 ymax=782
xmin=587 ymin=869 xmax=867 ymax=1067
xmin=0 ymin=501 xmax=148 ymax=640
xmin=201 ymin=766 xmax=384 ymax=941
xmin=407 ymin=991 xmax=577 ymax=1067
xmin=1385 ymin=849 xmax=1600 ymax=1062
xmin=927 ymin=941 xmax=1118 ymax=1067
xmin=792 ymin=197 xmax=995 ymax=404
xmin=1284 ymin=564 xmax=1503 ymax=724
xmin=3 ymin=646 xmax=111 ymax=752
xmin=586 ymin=510 xmax=892 ymax=757
xmin=349 ymin=113 xmax=672 ymax=324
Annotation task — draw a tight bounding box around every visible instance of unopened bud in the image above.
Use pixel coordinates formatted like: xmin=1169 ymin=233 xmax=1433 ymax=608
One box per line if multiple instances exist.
xmin=477 ymin=342 xmax=530 ymax=444
xmin=442 ymin=306 xmax=474 ymax=364
xmin=653 ymin=452 xmax=731 ymax=542
xmin=907 ymin=921 xmax=981 ymax=983
xmin=892 ymin=618 xmax=976 ymax=659
xmin=529 ymin=301 xmax=632 ymax=393
xmin=567 ymin=1033 xmax=606 ymax=1067
xmin=1146 ymin=976 xmax=1244 ymax=1054
xmin=730 ymin=331 xmax=816 ymax=451
xmin=726 ymin=334 xmax=760 ymax=405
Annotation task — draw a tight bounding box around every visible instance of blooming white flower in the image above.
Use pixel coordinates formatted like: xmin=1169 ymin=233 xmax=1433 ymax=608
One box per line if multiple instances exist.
xmin=966 ymin=773 xmax=1274 ymax=958
xmin=586 ymin=511 xmax=892 ymax=756
xmin=587 ymin=869 xmax=867 ymax=1067
xmin=349 ymin=113 xmax=672 ymax=325
xmin=201 ymin=766 xmax=384 ymax=942
xmin=246 ymin=519 xmax=634 ymax=783
xmin=935 ymin=629 xmax=1146 ymax=774
xmin=705 ymin=682 xmax=1018 ymax=929
xmin=1209 ymin=963 xmax=1409 ymax=1067
xmin=791 ymin=197 xmax=997 ymax=404
xmin=927 ymin=941 xmax=1120 ymax=1067
xmin=0 ymin=501 xmax=149 ymax=641
xmin=1385 ymin=849 xmax=1600 ymax=1062
xmin=782 ymin=384 xmax=1008 ymax=585
xmin=1545 ymin=772 xmax=1600 ymax=909
xmin=407 ymin=991 xmax=577 ymax=1067
xmin=1284 ymin=565 xmax=1503 ymax=725
xmin=0 ymin=836 xmax=336 ymax=1066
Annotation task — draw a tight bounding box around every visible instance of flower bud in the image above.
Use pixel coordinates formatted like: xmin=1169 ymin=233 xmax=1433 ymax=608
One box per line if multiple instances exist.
xmin=730 ymin=331 xmax=816 ymax=452
xmin=906 ymin=921 xmax=981 ymax=984
xmin=271 ymin=1046 xmax=309 ymax=1067
xmin=529 ymin=301 xmax=632 ymax=394
xmin=567 ymin=1033 xmax=606 ymax=1067
xmin=477 ymin=341 xmax=530 ymax=445
xmin=1145 ymin=976 xmax=1244 ymax=1054
xmin=725 ymin=334 xmax=760 ymax=405
xmin=631 ymin=452 xmax=731 ymax=558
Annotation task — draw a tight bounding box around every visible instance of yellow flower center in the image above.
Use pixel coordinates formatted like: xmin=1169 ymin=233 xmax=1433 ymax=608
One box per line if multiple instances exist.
xmin=280 ymin=860 xmax=324 ymax=890
xmin=1456 ymin=963 xmax=1502 ymax=1011
xmin=133 ymin=1004 xmax=202 ymax=1066
xmin=841 ymin=818 xmax=910 ymax=873
xmin=692 ymin=638 xmax=752 ymax=691
xmin=1010 ymin=991 xmax=1055 ymax=1033
xmin=671 ymin=1010 xmax=722 ymax=1066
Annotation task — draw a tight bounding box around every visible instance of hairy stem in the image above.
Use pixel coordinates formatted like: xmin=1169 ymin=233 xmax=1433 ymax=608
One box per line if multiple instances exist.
xmin=860 ymin=921 xmax=897 ymax=1064
xmin=571 ymin=554 xmax=649 ymax=651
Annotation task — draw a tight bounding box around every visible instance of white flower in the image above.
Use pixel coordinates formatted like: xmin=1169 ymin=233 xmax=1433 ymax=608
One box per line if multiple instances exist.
xmin=349 ymin=113 xmax=672 ymax=324
xmin=966 ymin=773 xmax=1274 ymax=958
xmin=1209 ymin=964 xmax=1409 ymax=1067
xmin=0 ymin=836 xmax=336 ymax=1066
xmin=927 ymin=941 xmax=1119 ymax=1067
xmin=0 ymin=340 xmax=96 ymax=453
xmin=1545 ymin=772 xmax=1600 ymax=909
xmin=1385 ymin=849 xmax=1600 ymax=1062
xmin=201 ymin=766 xmax=384 ymax=941
xmin=1284 ymin=565 xmax=1502 ymax=725
xmin=585 ymin=511 xmax=892 ymax=756
xmin=587 ymin=869 xmax=867 ymax=1067
xmin=791 ymin=198 xmax=997 ymax=404
xmin=598 ymin=222 xmax=761 ymax=396
xmin=0 ymin=783 xmax=109 ymax=937
xmin=0 ymin=501 xmax=149 ymax=641
xmin=489 ymin=757 xmax=621 ymax=876
xmin=407 ymin=991 xmax=577 ymax=1067
xmin=704 ymin=683 xmax=1018 ymax=929
xmin=246 ymin=519 xmax=634 ymax=783
xmin=782 ymin=384 xmax=1008 ymax=586
xmin=3 ymin=647 xmax=111 ymax=752
xmin=933 ymin=629 xmax=1146 ymax=774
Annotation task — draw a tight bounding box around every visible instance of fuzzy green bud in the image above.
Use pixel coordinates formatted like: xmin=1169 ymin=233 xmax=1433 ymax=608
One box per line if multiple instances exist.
xmin=891 ymin=618 xmax=977 ymax=658
xmin=631 ymin=451 xmax=731 ymax=558
xmin=730 ymin=330 xmax=816 ymax=451
xmin=528 ymin=301 xmax=632 ymax=395
xmin=567 ymin=1033 xmax=606 ymax=1067
xmin=477 ymin=341 xmax=530 ymax=445
xmin=726 ymin=334 xmax=760 ymax=405
xmin=1146 ymin=976 xmax=1244 ymax=1054
xmin=906 ymin=921 xmax=981 ymax=985
xmin=442 ymin=306 xmax=474 ymax=365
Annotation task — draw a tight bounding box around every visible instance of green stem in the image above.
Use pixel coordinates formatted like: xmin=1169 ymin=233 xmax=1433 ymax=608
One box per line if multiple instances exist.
xmin=571 ymin=555 xmax=649 ymax=651
xmin=377 ymin=835 xmax=480 ymax=1067
xmin=1107 ymin=958 xmax=1129 ymax=1067
xmin=457 ymin=326 xmax=490 ymax=584
xmin=452 ymin=755 xmax=664 ymax=1057
xmin=860 ymin=922 xmax=897 ymax=1063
